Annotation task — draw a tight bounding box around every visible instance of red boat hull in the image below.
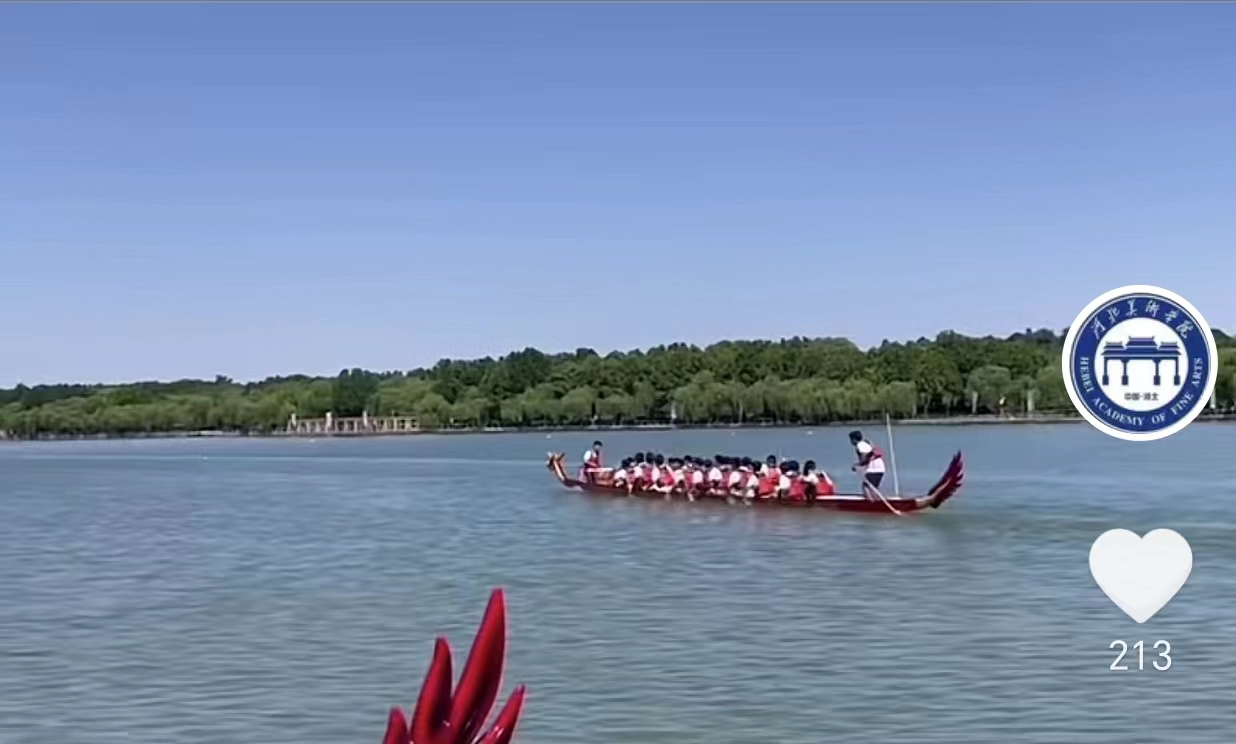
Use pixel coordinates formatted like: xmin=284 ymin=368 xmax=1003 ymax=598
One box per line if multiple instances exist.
xmin=546 ymin=451 xmax=964 ymax=514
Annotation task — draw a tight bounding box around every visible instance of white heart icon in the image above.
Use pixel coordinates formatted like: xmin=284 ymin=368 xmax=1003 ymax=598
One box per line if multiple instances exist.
xmin=1089 ymin=529 xmax=1192 ymax=623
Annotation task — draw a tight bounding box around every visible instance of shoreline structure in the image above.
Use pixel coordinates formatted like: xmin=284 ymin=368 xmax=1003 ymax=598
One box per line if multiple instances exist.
xmin=4 ymin=413 xmax=1236 ymax=442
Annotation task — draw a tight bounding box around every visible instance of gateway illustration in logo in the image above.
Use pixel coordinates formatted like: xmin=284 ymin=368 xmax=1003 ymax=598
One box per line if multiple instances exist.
xmin=1063 ymin=286 xmax=1217 ymax=441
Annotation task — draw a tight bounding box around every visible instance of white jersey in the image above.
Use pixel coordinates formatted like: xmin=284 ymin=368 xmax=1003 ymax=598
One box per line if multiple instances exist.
xmin=855 ymin=440 xmax=886 ymax=473
xmin=691 ymin=470 xmax=704 ymax=485
xmin=650 ymin=465 xmax=662 ymax=482
xmin=613 ymin=468 xmax=628 ymax=483
xmin=583 ymin=450 xmax=598 ymax=466
xmin=778 ymin=474 xmax=792 ymax=491
xmin=728 ymin=470 xmax=743 ymax=487
xmin=803 ymin=472 xmax=819 ymax=485
xmin=708 ymin=467 xmax=722 ymax=482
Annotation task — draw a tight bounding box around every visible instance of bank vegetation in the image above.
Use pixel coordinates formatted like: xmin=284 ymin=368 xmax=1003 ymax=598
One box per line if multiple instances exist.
xmin=4 ymin=328 xmax=1236 ymax=438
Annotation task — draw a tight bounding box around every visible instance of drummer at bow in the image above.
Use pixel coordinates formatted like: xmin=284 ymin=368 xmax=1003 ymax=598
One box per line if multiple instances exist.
xmin=581 ymin=440 xmax=605 ymax=482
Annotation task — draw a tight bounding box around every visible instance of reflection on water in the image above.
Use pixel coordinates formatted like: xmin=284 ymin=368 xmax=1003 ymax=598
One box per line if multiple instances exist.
xmin=2 ymin=424 xmax=1236 ymax=743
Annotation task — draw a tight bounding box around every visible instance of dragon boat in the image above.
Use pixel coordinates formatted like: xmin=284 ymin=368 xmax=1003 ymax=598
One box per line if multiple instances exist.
xmin=381 ymin=588 xmax=524 ymax=744
xmin=546 ymin=451 xmax=964 ymax=514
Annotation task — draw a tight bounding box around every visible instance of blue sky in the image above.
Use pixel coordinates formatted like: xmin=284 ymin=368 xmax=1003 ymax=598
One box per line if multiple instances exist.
xmin=3 ymin=3 xmax=1236 ymax=386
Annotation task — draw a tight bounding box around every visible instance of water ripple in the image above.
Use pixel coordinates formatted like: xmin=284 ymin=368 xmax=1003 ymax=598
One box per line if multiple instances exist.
xmin=2 ymin=426 xmax=1235 ymax=742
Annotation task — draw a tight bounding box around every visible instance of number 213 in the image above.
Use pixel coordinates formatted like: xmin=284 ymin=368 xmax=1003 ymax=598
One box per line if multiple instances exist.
xmin=1110 ymin=640 xmax=1171 ymax=671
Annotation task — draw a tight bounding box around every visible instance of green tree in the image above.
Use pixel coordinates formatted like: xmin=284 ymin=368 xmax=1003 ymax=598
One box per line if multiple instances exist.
xmin=913 ymin=349 xmax=964 ymax=413
xmin=15 ymin=324 xmax=1231 ymax=438
xmin=560 ymin=386 xmax=598 ymax=424
xmin=967 ymin=365 xmax=1014 ymax=414
xmin=879 ymin=381 xmax=918 ymax=417
xmin=597 ymin=393 xmax=635 ymax=423
xmin=332 ymin=368 xmax=378 ymax=416
xmin=414 ymin=393 xmax=452 ymax=429
xmin=1033 ymin=365 xmax=1069 ymax=412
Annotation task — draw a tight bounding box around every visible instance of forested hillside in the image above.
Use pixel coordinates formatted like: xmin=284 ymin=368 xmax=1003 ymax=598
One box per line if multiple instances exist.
xmin=4 ymin=328 xmax=1235 ymax=437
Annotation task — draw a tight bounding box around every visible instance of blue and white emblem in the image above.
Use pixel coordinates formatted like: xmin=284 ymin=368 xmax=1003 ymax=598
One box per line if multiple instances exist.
xmin=1062 ymin=285 xmax=1217 ymax=441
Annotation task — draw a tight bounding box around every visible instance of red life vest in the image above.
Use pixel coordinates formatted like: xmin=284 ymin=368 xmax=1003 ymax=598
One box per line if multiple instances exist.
xmin=584 ymin=450 xmax=602 ymax=471
xmin=859 ymin=441 xmax=885 ymax=466
xmin=788 ymin=477 xmax=807 ymax=501
xmin=660 ymin=470 xmax=676 ymax=488
xmin=756 ymin=476 xmax=776 ymax=497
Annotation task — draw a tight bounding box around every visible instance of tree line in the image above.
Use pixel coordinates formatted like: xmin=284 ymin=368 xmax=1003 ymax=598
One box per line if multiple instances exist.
xmin=3 ymin=327 xmax=1236 ymax=438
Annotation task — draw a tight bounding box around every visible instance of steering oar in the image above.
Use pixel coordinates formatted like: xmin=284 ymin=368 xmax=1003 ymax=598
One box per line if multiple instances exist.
xmin=856 ymin=467 xmax=903 ymax=517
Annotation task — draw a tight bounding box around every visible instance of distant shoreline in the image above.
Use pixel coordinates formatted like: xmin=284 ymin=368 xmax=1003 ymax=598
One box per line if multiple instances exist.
xmin=4 ymin=413 xmax=1236 ymax=443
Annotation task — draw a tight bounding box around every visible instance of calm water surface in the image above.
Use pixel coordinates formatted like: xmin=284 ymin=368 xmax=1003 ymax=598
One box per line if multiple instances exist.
xmin=2 ymin=424 xmax=1236 ymax=743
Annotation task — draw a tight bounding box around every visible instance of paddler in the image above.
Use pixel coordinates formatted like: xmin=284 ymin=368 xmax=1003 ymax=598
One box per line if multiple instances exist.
xmin=612 ymin=458 xmax=632 ymax=488
xmin=689 ymin=459 xmax=706 ymax=495
xmin=739 ymin=460 xmax=760 ymax=497
xmin=848 ymin=430 xmax=887 ymax=498
xmin=622 ymin=452 xmax=642 ymax=491
xmin=726 ymin=459 xmax=745 ymax=493
xmin=652 ymin=455 xmax=676 ymax=494
xmin=802 ymin=460 xmax=835 ymax=499
xmin=785 ymin=461 xmax=808 ymax=502
xmin=632 ymin=452 xmax=648 ymax=490
xmin=649 ymin=453 xmax=664 ymax=490
xmin=777 ymin=460 xmax=797 ymax=500
xmin=670 ymin=458 xmax=687 ymax=492
xmin=756 ymin=462 xmax=778 ymax=499
xmin=706 ymin=459 xmax=723 ymax=493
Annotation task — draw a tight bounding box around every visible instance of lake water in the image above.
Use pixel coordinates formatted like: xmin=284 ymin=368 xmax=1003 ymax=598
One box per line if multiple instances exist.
xmin=2 ymin=424 xmax=1236 ymax=744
